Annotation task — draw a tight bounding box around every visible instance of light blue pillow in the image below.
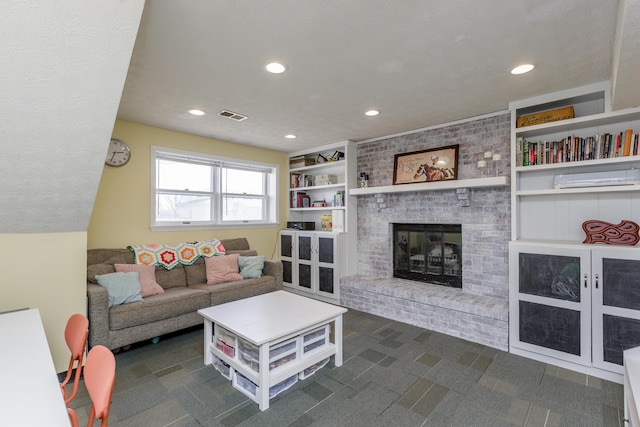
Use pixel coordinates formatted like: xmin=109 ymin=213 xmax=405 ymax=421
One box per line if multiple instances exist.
xmin=95 ymin=272 xmax=143 ymax=307
xmin=238 ymin=256 xmax=265 ymax=279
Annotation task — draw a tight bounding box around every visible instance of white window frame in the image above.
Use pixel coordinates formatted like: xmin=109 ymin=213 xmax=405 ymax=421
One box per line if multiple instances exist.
xmin=150 ymin=146 xmax=279 ymax=231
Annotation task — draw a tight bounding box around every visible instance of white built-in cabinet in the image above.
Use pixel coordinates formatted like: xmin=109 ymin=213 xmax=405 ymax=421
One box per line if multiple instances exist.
xmin=509 ymin=82 xmax=640 ymax=382
xmin=510 ymin=242 xmax=640 ymax=381
xmin=280 ymin=141 xmax=357 ymax=303
xmin=279 ymin=230 xmax=347 ymax=302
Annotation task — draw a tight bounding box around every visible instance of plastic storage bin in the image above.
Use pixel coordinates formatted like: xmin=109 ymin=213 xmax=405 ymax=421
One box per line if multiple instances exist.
xmin=238 ymin=337 xmax=298 ymax=372
xmin=302 ymin=325 xmax=329 ymax=354
xmin=212 ymin=355 xmax=234 ymax=380
xmin=233 ymin=372 xmax=299 ymax=403
xmin=299 ymin=357 xmax=329 ymax=380
xmin=214 ymin=325 xmax=236 ymax=357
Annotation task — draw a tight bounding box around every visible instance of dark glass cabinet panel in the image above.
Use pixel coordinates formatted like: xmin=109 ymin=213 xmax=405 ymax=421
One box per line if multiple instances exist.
xmin=602 ymin=314 xmax=640 ymax=365
xmin=318 ymin=267 xmax=334 ymax=294
xmin=518 ymin=253 xmax=581 ymax=302
xmin=519 ymin=301 xmax=581 ymax=355
xmin=602 ymin=258 xmax=640 ymax=310
xmin=318 ymin=237 xmax=334 ymax=264
xmin=298 ymin=264 xmax=311 ymax=289
xmin=298 ymin=236 xmax=312 ymax=261
xmin=282 ymin=260 xmax=292 ymax=284
xmin=280 ymin=234 xmax=292 ymax=258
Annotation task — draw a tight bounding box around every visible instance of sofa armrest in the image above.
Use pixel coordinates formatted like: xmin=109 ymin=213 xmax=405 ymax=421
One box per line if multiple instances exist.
xmin=86 ymin=283 xmax=110 ymax=348
xmin=262 ymin=259 xmax=283 ymax=290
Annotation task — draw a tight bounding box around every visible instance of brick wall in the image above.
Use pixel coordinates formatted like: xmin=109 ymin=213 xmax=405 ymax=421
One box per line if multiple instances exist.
xmin=340 ymin=113 xmax=512 ymax=349
xmin=354 ymin=112 xmax=511 ymax=299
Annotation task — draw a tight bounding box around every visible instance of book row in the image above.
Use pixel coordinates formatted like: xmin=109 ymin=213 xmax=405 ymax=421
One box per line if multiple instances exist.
xmin=516 ymin=130 xmax=640 ymax=167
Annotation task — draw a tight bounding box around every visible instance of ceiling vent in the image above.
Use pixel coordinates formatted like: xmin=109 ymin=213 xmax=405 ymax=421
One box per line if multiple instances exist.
xmin=218 ymin=110 xmax=248 ymax=121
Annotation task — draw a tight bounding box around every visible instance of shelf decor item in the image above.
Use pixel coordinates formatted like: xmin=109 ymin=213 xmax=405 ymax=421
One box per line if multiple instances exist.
xmin=516 ymin=106 xmax=575 ymax=128
xmin=393 ymin=145 xmax=458 ymax=185
xmin=582 ymin=219 xmax=640 ymax=246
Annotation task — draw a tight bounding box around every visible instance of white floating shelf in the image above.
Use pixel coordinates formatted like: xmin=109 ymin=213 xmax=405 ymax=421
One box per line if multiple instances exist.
xmin=348 ymin=176 xmax=509 ymax=196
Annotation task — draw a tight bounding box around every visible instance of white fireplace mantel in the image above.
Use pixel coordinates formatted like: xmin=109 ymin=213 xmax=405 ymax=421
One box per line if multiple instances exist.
xmin=348 ymin=176 xmax=509 ymax=196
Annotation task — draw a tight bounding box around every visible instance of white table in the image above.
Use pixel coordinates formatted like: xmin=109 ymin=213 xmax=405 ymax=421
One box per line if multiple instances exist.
xmin=198 ymin=290 xmax=347 ymax=410
xmin=0 ymin=308 xmax=70 ymax=426
xmin=625 ymin=346 xmax=640 ymax=426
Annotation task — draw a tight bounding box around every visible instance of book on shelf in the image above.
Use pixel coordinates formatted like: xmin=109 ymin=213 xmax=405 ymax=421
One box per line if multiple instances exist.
xmin=517 ymin=129 xmax=640 ymax=166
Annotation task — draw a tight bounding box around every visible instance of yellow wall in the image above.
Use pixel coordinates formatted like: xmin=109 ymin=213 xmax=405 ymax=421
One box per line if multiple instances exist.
xmin=0 ymin=232 xmax=87 ymax=372
xmin=88 ymin=120 xmax=289 ymax=257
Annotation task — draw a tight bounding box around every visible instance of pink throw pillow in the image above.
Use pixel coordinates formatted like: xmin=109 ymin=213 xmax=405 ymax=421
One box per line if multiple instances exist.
xmin=205 ymin=254 xmax=243 ymax=285
xmin=114 ymin=264 xmax=164 ymax=297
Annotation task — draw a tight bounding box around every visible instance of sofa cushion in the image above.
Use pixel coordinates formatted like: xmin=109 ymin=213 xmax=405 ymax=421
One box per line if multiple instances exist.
xmin=87 ymin=263 xmax=116 ymax=283
xmin=115 ymin=264 xmax=165 ymax=297
xmin=205 ymin=254 xmax=243 ymax=285
xmin=190 ymin=276 xmax=278 ymax=306
xmin=219 ymin=237 xmax=250 ymax=252
xmin=87 ymin=248 xmax=135 ymax=266
xmin=185 ymin=258 xmax=206 ymax=286
xmin=108 ymin=287 xmax=210 ymax=331
xmin=95 ymin=272 xmax=143 ymax=307
xmin=155 ymin=265 xmax=187 ymax=289
xmin=238 ymin=256 xmax=265 ymax=279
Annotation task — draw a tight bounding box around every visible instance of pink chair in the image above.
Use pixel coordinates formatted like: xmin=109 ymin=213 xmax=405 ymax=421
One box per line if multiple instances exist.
xmin=67 ymin=345 xmax=116 ymax=427
xmin=60 ymin=313 xmax=89 ymax=405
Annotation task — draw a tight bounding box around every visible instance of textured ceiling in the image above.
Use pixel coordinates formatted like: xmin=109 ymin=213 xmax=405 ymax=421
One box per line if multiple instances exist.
xmin=118 ymin=0 xmax=639 ymax=153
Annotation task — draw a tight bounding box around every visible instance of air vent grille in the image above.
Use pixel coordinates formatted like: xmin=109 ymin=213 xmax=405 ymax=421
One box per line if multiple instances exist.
xmin=218 ymin=110 xmax=248 ymax=121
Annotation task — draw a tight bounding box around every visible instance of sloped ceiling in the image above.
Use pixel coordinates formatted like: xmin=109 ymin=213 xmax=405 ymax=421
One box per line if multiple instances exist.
xmin=118 ymin=0 xmax=639 ymax=153
xmin=0 ymin=1 xmax=145 ymax=233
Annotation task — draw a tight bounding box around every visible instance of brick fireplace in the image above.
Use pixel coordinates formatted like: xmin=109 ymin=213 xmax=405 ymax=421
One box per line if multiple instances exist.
xmin=340 ymin=112 xmax=512 ymax=350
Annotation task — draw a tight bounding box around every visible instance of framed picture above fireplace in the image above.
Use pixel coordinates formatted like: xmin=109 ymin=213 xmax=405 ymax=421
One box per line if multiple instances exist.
xmin=393 ymin=144 xmax=459 ymax=185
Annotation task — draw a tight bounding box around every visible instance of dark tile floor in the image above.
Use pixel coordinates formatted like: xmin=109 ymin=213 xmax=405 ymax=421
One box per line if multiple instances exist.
xmin=68 ymin=309 xmax=625 ymax=426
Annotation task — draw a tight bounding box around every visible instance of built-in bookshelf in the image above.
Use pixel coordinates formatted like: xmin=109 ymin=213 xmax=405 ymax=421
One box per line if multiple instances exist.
xmin=508 ymin=81 xmax=640 ymax=383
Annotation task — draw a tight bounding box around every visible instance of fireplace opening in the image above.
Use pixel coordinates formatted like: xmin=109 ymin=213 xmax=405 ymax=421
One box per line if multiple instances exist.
xmin=393 ymin=223 xmax=462 ymax=288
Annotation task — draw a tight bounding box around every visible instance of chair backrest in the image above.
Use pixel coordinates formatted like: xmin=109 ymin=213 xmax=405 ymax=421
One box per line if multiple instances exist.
xmin=61 ymin=313 xmax=89 ymax=404
xmin=84 ymin=345 xmax=116 ymax=426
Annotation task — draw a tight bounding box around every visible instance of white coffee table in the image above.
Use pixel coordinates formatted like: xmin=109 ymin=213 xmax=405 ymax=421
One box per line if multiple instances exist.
xmin=198 ymin=290 xmax=347 ymax=410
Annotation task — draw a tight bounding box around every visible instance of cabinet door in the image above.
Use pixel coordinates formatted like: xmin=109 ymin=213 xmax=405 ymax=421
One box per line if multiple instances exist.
xmin=316 ymin=235 xmax=338 ymax=298
xmin=296 ymin=233 xmax=314 ymax=291
xmin=592 ymin=248 xmax=640 ymax=373
xmin=509 ymin=243 xmax=591 ymax=366
xmin=279 ymin=231 xmax=295 ymax=287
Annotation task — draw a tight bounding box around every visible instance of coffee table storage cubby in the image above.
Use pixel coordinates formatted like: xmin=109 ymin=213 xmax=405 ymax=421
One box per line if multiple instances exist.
xmin=199 ymin=291 xmax=347 ymax=410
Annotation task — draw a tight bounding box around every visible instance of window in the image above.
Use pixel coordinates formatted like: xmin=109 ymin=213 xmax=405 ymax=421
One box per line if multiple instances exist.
xmin=151 ymin=146 xmax=278 ymax=230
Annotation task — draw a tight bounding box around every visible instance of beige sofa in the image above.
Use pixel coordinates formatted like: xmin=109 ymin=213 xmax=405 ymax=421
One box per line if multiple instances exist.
xmin=86 ymin=238 xmax=283 ymax=350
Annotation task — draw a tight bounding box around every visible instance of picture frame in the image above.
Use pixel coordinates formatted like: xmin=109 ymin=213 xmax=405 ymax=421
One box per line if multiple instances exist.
xmin=393 ymin=144 xmax=459 ymax=185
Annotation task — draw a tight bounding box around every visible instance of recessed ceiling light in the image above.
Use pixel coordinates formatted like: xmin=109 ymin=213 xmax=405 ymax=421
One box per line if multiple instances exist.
xmin=365 ymin=110 xmax=380 ymax=116
xmin=188 ymin=109 xmax=206 ymax=116
xmin=511 ymin=64 xmax=535 ymax=75
xmin=285 ymin=134 xmax=297 ymax=139
xmin=266 ymin=62 xmax=287 ymax=74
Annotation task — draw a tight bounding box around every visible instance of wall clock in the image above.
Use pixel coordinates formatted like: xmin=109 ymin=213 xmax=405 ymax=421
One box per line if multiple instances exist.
xmin=105 ymin=138 xmax=131 ymax=167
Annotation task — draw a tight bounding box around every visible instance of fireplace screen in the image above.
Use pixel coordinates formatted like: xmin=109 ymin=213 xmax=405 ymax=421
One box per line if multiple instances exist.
xmin=393 ymin=223 xmax=462 ymax=288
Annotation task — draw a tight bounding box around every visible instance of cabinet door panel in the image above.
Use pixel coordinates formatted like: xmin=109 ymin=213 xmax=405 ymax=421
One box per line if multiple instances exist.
xmin=318 ymin=237 xmax=334 ymax=264
xmin=518 ymin=252 xmax=581 ymax=302
xmin=318 ymin=266 xmax=334 ymax=294
xmin=280 ymin=234 xmax=292 ymax=258
xmin=298 ymin=236 xmax=312 ymax=261
xmin=602 ymin=258 xmax=640 ymax=310
xmin=282 ymin=260 xmax=293 ymax=285
xmin=602 ymin=314 xmax=640 ymax=366
xmin=298 ymin=264 xmax=311 ymax=289
xmin=519 ymin=301 xmax=581 ymax=356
